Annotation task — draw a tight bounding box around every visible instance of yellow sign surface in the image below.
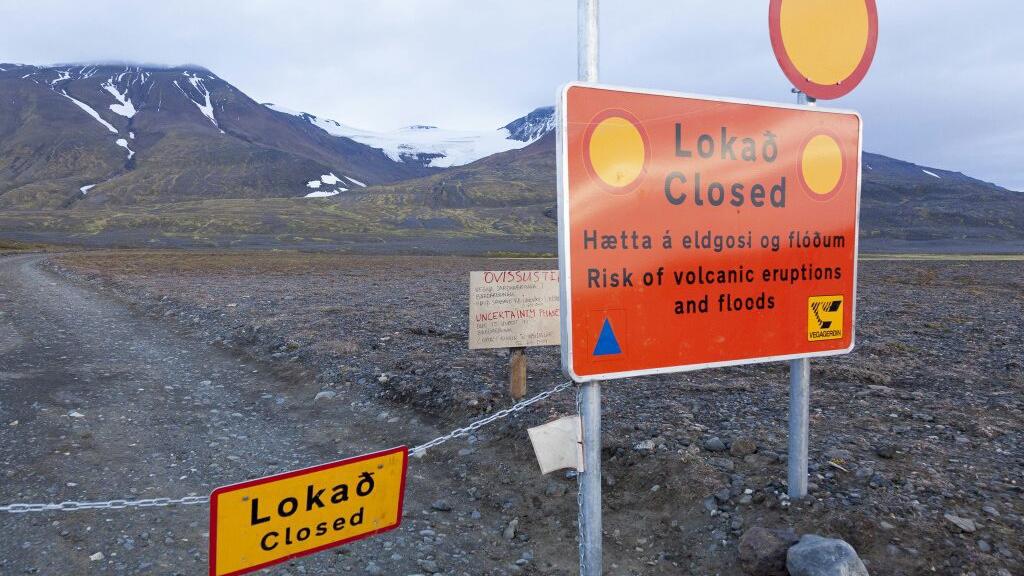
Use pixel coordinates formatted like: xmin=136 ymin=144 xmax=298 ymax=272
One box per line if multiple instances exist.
xmin=807 ymin=296 xmax=844 ymax=341
xmin=209 ymin=447 xmax=408 ymax=576
xmin=779 ymin=0 xmax=869 ymax=86
xmin=769 ymin=0 xmax=878 ymax=100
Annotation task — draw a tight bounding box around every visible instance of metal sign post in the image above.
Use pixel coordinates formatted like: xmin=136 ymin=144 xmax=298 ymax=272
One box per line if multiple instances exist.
xmin=787 ymin=357 xmax=810 ymax=498
xmin=788 ymin=90 xmax=815 ymax=500
xmin=576 ymin=2 xmax=602 ymax=575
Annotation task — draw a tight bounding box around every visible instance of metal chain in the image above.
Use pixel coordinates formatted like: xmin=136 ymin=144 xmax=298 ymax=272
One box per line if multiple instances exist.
xmin=411 ymin=381 xmax=574 ymax=458
xmin=0 ymin=495 xmax=207 ymax=514
xmin=1 ymin=381 xmax=575 ymax=513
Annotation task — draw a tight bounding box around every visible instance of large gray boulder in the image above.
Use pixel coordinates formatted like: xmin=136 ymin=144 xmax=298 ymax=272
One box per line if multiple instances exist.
xmin=786 ymin=534 xmax=869 ymax=576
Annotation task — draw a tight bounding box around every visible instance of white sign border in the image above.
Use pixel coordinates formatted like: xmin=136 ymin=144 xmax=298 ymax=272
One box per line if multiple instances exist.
xmin=556 ymin=81 xmax=863 ymax=383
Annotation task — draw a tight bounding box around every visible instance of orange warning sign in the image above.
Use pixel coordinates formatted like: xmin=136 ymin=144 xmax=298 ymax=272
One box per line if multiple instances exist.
xmin=557 ymin=84 xmax=861 ymax=381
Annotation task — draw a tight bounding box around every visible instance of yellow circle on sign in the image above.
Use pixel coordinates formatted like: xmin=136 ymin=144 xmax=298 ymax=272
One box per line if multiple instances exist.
xmin=588 ymin=116 xmax=646 ymax=188
xmin=780 ymin=0 xmax=869 ymax=85
xmin=801 ymin=134 xmax=843 ymax=196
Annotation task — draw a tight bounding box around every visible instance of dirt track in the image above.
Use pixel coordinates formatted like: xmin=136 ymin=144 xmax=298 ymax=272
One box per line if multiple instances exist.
xmin=0 ymin=254 xmax=585 ymax=575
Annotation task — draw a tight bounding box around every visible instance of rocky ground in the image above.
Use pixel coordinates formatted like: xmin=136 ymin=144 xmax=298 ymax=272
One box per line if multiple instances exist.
xmin=3 ymin=250 xmax=1021 ymax=575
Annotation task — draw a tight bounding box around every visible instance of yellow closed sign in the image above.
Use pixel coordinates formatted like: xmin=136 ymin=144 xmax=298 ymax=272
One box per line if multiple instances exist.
xmin=209 ymin=446 xmax=408 ymax=576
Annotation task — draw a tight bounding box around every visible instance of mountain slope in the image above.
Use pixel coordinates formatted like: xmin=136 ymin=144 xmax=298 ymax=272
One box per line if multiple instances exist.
xmin=0 ymin=63 xmax=434 ymax=208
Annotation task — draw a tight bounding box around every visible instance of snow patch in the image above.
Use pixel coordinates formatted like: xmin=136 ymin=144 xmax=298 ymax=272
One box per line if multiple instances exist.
xmin=321 ymin=173 xmax=340 ymax=185
xmin=265 ymin=104 xmax=542 ymax=168
xmin=102 ymin=80 xmax=137 ymax=118
xmin=174 ymin=74 xmax=219 ymax=129
xmin=922 ymin=169 xmax=941 ymax=179
xmin=306 ymin=180 xmax=322 ymax=189
xmin=303 ymin=190 xmax=342 ymax=198
xmin=50 ymin=69 xmax=71 ymax=85
xmin=345 ymin=176 xmax=367 ymax=188
xmin=80 ymin=184 xmax=95 ymax=195
xmin=115 ymin=138 xmax=134 ymax=159
xmin=61 ymin=92 xmax=118 ymax=134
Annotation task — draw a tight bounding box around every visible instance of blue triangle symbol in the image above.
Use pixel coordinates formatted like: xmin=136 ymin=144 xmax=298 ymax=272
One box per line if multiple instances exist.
xmin=593 ymin=318 xmax=622 ymax=356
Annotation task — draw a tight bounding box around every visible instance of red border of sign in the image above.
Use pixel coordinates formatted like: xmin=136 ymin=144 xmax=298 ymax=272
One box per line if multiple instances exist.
xmin=797 ymin=129 xmax=851 ymax=202
xmin=208 ymin=446 xmax=409 ymax=576
xmin=581 ymin=108 xmax=653 ymax=194
xmin=768 ymin=0 xmax=878 ymax=100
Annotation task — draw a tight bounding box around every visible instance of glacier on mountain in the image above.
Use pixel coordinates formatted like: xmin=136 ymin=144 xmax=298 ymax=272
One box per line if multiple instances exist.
xmin=266 ymin=104 xmax=554 ymax=168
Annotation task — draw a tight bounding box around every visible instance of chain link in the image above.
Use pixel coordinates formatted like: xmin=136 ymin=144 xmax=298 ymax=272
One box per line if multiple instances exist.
xmin=1 ymin=381 xmax=575 ymax=514
xmin=411 ymin=381 xmax=574 ymax=457
xmin=0 ymin=495 xmax=207 ymax=514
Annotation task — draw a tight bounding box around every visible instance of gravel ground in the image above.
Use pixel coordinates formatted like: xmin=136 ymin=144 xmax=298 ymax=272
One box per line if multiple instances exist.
xmin=11 ymin=251 xmax=1024 ymax=575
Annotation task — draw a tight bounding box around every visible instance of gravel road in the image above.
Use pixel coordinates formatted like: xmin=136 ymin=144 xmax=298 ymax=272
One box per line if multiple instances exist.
xmin=0 ymin=255 xmax=581 ymax=575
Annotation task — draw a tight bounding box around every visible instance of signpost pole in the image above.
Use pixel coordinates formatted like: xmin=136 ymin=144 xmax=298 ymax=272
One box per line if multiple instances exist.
xmin=787 ymin=358 xmax=810 ymax=499
xmin=576 ymin=1 xmax=602 ymax=575
xmin=786 ymin=86 xmax=816 ymax=501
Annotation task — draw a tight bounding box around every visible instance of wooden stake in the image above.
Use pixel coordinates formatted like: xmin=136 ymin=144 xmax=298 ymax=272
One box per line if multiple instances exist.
xmin=509 ymin=347 xmax=527 ymax=400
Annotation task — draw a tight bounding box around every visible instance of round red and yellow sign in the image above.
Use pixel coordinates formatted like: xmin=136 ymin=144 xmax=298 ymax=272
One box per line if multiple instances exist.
xmin=769 ymin=0 xmax=878 ymax=100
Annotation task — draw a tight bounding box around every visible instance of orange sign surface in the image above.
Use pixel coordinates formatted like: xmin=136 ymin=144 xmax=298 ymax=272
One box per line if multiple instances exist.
xmin=557 ymin=83 xmax=861 ymax=381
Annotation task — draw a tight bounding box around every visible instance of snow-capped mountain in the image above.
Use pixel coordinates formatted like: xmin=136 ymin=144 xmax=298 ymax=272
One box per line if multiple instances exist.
xmin=265 ymin=104 xmax=555 ymax=169
xmin=0 ymin=63 xmax=433 ymax=208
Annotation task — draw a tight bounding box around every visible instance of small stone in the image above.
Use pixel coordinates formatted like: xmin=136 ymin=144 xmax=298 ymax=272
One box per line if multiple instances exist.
xmin=704 ymin=437 xmax=727 ymax=452
xmin=787 ymin=534 xmax=868 ymax=576
xmin=875 ymin=444 xmax=896 ymax=459
xmin=738 ymin=526 xmax=794 ymax=576
xmin=503 ymin=517 xmax=518 ymax=540
xmin=824 ymin=447 xmax=852 ymax=462
xmin=977 ymin=540 xmax=991 ymax=553
xmin=431 ymin=499 xmax=452 ymax=512
xmin=730 ymin=437 xmax=758 ymax=457
xmin=89 ymin=552 xmax=104 ymax=561
xmin=417 ymin=559 xmax=439 ymax=573
xmin=703 ymin=497 xmax=718 ymax=513
xmin=313 ymin=390 xmax=336 ymax=402
xmin=634 ymin=439 xmax=655 ymax=451
xmin=943 ymin=513 xmax=976 ymax=533
xmin=879 ymin=521 xmax=895 ymax=530
xmin=708 ymin=457 xmax=735 ymax=471
xmin=68 ymin=411 xmax=85 ymax=418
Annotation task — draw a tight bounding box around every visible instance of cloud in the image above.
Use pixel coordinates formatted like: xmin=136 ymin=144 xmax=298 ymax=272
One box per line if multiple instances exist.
xmin=0 ymin=0 xmax=1020 ymax=189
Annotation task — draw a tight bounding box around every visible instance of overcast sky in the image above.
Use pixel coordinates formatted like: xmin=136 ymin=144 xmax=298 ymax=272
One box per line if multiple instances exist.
xmin=1 ymin=1 xmax=1021 ymax=189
